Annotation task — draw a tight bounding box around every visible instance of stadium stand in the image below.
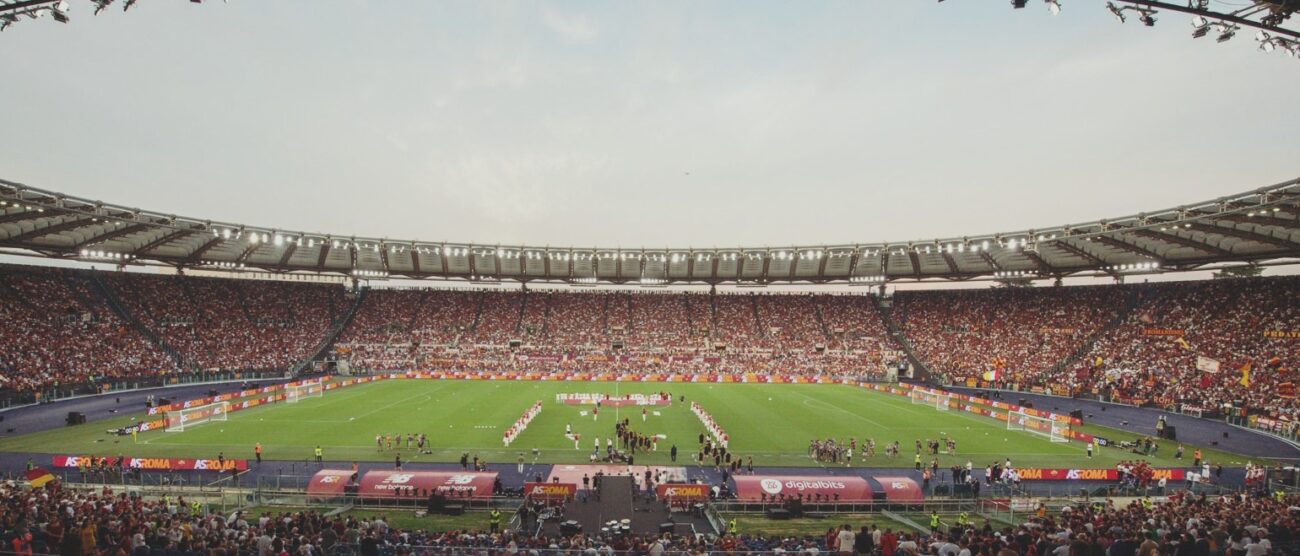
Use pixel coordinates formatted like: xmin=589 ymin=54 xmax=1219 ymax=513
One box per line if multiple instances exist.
xmin=893 ymin=286 xmax=1131 ymax=386
xmin=0 ymin=266 xmax=175 ymax=395
xmin=542 ymin=291 xmax=609 ymax=346
xmin=100 ymin=273 xmax=345 ymax=374
xmin=624 ymin=292 xmax=698 ymax=349
xmin=817 ymin=293 xmax=889 ymax=351
xmin=2 ymin=261 xmax=1297 ymax=420
xmin=1065 ymin=277 xmax=1300 ymax=416
xmin=0 ymin=482 xmax=1291 ymax=555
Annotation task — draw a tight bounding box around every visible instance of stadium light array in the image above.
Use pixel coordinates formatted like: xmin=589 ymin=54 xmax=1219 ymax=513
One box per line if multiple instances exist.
xmin=994 ymin=270 xmax=1036 ymax=278
xmin=351 ymin=269 xmax=389 ymax=278
xmin=79 ymin=248 xmax=127 ymax=261
xmin=1102 ymin=3 xmax=1155 ymax=27
xmin=1256 ymin=31 xmax=1299 ymax=55
xmin=982 ymin=1 xmax=1300 ymax=62
xmin=2 ymin=0 xmax=204 ymax=33
xmin=1105 ymin=261 xmax=1161 ymax=273
xmin=1217 ymin=24 xmax=1239 ymax=43
xmin=850 ymin=275 xmax=885 ymax=283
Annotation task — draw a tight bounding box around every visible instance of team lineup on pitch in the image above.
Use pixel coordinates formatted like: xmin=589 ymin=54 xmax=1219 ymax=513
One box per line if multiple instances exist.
xmin=0 ymin=379 xmax=1247 ymax=470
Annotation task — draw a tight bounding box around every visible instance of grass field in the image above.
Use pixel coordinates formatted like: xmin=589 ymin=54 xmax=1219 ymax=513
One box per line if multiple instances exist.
xmin=0 ymin=380 xmax=1252 ymax=469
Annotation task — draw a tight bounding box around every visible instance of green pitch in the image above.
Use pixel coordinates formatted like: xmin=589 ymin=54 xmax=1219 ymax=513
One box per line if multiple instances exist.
xmin=0 ymin=380 xmax=1251 ymax=469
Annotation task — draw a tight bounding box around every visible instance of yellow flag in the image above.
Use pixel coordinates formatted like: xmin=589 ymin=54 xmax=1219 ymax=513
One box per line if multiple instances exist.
xmin=1240 ymin=364 xmax=1251 ymax=387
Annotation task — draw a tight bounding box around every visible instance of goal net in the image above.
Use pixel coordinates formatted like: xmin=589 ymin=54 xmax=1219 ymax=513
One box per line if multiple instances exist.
xmin=286 ymin=380 xmax=324 ymax=404
xmin=165 ymin=401 xmax=229 ymax=433
xmin=1007 ymin=410 xmax=1069 ymax=443
xmin=910 ymin=389 xmax=929 ymax=404
xmin=935 ymin=393 xmax=950 ymax=411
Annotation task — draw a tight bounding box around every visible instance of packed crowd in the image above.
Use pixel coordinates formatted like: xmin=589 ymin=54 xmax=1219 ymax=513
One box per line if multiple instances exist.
xmin=623 ymin=292 xmax=698 ymax=348
xmin=4 ymin=478 xmax=1295 ymax=556
xmin=4 ymin=261 xmax=1297 ymax=421
xmin=894 ymin=285 xmax=1128 ymax=387
xmin=338 ymin=290 xmax=901 ymax=379
xmin=103 ymin=274 xmax=345 ymax=373
xmin=1062 ymin=278 xmax=1300 ymax=416
xmin=0 ymin=267 xmax=175 ymax=393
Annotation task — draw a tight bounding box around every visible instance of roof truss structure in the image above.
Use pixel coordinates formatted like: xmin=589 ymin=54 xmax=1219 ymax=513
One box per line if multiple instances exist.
xmin=1 ymin=176 xmax=1299 ymax=285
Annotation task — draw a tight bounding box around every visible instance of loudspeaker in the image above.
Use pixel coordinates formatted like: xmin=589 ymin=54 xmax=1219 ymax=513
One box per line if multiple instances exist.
xmin=659 ymin=523 xmax=675 ymax=534
xmin=443 ymin=504 xmax=465 ymax=516
xmin=1070 ymin=410 xmax=1084 ymax=420
xmin=560 ymin=521 xmax=583 ymax=535
xmin=66 ymin=412 xmax=85 ymax=426
xmin=1164 ymin=426 xmax=1176 ymax=441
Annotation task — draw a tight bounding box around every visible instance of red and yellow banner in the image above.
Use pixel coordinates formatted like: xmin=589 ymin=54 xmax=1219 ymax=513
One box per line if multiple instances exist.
xmin=1141 ymin=328 xmax=1186 ymax=336
xmin=1015 ymin=468 xmax=1185 ymax=482
xmin=52 ymin=455 xmax=248 ymax=471
xmin=525 ymin=482 xmax=577 ymax=501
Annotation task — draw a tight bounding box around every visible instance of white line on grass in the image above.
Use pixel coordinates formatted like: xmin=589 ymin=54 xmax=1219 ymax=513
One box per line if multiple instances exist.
xmin=790 ymin=390 xmax=887 ymax=428
xmin=345 ymin=385 xmax=449 ymax=421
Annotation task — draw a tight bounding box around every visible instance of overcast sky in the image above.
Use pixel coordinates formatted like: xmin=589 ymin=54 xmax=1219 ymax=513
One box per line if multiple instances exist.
xmin=1 ymin=0 xmax=1298 ymax=252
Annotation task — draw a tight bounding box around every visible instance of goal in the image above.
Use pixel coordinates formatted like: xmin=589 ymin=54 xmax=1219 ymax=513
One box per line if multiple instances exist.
xmin=1007 ymin=410 xmax=1069 ymax=443
xmin=934 ymin=393 xmax=950 ymax=411
xmin=165 ymin=401 xmax=229 ymax=433
xmin=910 ymin=389 xmax=930 ymax=405
xmin=286 ymin=380 xmax=324 ymax=403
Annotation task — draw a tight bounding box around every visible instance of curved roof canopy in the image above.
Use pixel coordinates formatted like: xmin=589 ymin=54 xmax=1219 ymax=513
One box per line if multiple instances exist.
xmin=1 ymin=177 xmax=1298 ymax=285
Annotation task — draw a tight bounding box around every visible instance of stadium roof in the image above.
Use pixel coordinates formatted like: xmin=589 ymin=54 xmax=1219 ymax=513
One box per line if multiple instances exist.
xmin=1 ymin=176 xmax=1299 ymax=286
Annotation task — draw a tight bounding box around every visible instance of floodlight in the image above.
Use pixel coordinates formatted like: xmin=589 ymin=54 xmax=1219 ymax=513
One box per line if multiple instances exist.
xmin=52 ymin=1 xmax=70 ymax=23
xmin=1217 ymin=25 xmax=1237 ymax=43
xmin=1106 ymin=2 xmax=1125 ymax=23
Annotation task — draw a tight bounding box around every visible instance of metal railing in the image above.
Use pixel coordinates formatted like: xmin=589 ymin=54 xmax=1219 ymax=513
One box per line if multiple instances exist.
xmin=0 ymin=371 xmax=289 ymax=407
xmin=1225 ymin=415 xmax=1300 ymax=445
xmin=710 ymin=498 xmax=979 ymax=514
xmin=250 ymin=489 xmax=524 ymax=512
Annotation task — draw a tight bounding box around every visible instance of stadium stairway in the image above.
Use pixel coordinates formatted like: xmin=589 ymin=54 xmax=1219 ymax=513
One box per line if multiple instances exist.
xmin=873 ymin=297 xmax=931 ymax=381
xmin=548 ymin=475 xmax=679 ymax=537
xmin=296 ymin=288 xmax=369 ymax=374
xmin=1045 ymin=287 xmax=1141 ymax=378
xmin=87 ymin=271 xmax=184 ymax=368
